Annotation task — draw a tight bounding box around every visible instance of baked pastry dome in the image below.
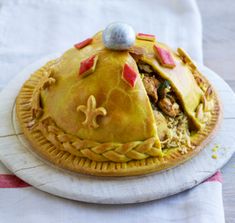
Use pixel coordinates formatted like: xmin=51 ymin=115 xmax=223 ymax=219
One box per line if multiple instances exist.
xmin=16 ymin=28 xmax=221 ymax=176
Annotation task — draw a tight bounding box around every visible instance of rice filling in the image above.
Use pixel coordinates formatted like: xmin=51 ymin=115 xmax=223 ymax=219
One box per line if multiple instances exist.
xmin=137 ymin=61 xmax=192 ymax=150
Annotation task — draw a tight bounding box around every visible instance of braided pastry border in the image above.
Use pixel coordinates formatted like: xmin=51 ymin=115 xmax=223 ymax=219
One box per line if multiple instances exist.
xmin=37 ymin=117 xmax=162 ymax=162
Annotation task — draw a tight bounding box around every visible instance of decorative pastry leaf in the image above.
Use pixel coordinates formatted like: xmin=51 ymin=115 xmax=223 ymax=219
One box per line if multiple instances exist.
xmin=31 ymin=69 xmax=56 ymax=119
xmin=177 ymin=48 xmax=197 ymax=70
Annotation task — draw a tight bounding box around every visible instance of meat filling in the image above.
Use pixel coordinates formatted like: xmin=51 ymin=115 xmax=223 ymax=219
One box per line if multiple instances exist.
xmin=138 ymin=62 xmax=180 ymax=117
xmin=158 ymin=97 xmax=180 ymax=117
xmin=137 ymin=61 xmax=192 ymax=150
xmin=142 ymin=76 xmax=160 ymax=103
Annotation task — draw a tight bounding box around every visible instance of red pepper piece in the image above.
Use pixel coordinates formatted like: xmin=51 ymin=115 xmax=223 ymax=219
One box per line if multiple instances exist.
xmin=136 ymin=33 xmax=156 ymax=41
xmin=79 ymin=55 xmax=98 ymax=77
xmin=153 ymin=45 xmax=175 ymax=68
xmin=74 ymin=38 xmax=93 ymax=49
xmin=122 ymin=64 xmax=137 ymax=87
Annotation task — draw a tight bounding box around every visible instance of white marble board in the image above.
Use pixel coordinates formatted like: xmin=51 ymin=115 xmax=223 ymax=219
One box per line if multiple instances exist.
xmin=0 ymin=54 xmax=235 ymax=204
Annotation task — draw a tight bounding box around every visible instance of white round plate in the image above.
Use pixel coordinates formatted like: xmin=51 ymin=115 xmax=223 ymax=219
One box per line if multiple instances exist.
xmin=0 ymin=54 xmax=235 ymax=204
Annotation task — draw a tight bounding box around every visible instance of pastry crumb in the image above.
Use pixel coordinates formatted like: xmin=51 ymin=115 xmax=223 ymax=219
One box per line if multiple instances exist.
xmin=178 ymin=147 xmax=188 ymax=155
xmin=212 ymin=154 xmax=218 ymax=159
xmin=212 ymin=144 xmax=220 ymax=152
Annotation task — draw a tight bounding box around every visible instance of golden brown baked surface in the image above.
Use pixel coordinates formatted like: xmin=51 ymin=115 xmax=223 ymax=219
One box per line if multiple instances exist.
xmin=16 ymin=31 xmax=222 ymax=176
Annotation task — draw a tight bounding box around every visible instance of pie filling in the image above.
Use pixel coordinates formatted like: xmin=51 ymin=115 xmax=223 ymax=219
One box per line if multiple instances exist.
xmin=137 ymin=61 xmax=192 ymax=150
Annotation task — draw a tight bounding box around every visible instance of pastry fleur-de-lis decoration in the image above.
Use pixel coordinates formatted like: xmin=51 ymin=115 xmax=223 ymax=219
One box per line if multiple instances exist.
xmin=77 ymin=95 xmax=107 ymax=129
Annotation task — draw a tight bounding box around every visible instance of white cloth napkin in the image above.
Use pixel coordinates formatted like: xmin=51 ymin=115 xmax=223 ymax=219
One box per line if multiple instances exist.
xmin=0 ymin=0 xmax=224 ymax=222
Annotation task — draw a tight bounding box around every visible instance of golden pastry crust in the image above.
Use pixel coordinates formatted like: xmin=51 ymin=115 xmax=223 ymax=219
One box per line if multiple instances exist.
xmin=16 ymin=31 xmax=222 ymax=176
xmin=16 ymin=61 xmax=222 ymax=176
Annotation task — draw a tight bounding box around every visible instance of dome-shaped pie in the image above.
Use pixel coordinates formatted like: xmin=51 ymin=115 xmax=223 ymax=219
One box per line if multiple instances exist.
xmin=16 ymin=31 xmax=221 ymax=176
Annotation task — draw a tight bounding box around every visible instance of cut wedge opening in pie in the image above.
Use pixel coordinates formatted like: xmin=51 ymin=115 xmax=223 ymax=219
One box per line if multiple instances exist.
xmin=16 ymin=30 xmax=222 ymax=176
